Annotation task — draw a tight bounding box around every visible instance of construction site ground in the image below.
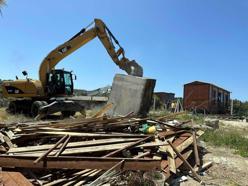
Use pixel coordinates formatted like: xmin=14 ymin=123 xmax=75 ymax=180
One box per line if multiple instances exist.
xmin=0 ymin=107 xmax=248 ymax=186
xmin=184 ymin=118 xmax=248 ymax=186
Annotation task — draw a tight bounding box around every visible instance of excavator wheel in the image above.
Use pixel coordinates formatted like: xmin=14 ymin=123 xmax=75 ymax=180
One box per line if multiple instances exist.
xmin=7 ymin=102 xmax=17 ymax=114
xmin=61 ymin=111 xmax=76 ymax=118
xmin=41 ymin=101 xmax=48 ymax=107
xmin=31 ymin=101 xmax=43 ymax=118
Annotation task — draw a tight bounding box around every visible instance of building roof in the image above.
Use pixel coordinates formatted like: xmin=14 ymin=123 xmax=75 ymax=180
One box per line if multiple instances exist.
xmin=155 ymin=92 xmax=175 ymax=95
xmin=184 ymin=81 xmax=231 ymax=93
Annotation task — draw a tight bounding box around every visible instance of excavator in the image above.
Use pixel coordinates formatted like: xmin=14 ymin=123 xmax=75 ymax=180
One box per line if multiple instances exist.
xmin=1 ymin=19 xmax=143 ymax=117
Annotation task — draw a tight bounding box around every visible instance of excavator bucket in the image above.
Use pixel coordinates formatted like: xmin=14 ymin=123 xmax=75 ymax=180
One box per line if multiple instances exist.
xmin=122 ymin=60 xmax=143 ymax=77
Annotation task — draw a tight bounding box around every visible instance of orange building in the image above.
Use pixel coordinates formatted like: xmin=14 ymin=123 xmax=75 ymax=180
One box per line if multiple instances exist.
xmin=183 ymin=81 xmax=230 ymax=114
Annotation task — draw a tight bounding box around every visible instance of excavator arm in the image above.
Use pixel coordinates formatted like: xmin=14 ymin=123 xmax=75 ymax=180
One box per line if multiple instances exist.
xmin=39 ymin=19 xmax=143 ymax=87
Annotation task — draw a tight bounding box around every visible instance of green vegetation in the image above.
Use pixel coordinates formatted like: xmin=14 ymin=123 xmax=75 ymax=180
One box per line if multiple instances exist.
xmin=174 ymin=113 xmax=204 ymax=124
xmin=202 ymin=129 xmax=248 ymax=157
xmin=233 ymin=99 xmax=248 ymax=117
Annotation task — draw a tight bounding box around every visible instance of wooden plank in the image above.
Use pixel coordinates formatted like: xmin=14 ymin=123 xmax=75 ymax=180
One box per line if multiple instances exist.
xmin=162 ymin=150 xmax=192 ymax=179
xmin=163 ymin=130 xmax=204 ymax=155
xmin=166 ymin=146 xmax=176 ymax=174
xmin=93 ymin=103 xmax=113 ymax=118
xmin=34 ymin=135 xmax=68 ymax=164
xmin=10 ymin=139 xmax=165 ymax=156
xmin=193 ymin=131 xmax=200 ymax=166
xmin=56 ymin=135 xmax=71 ymax=157
xmin=105 ymin=136 xmax=152 ymax=157
xmin=88 ymin=160 xmax=124 ymax=186
xmin=177 ymin=130 xmax=204 ymax=152
xmin=8 ymin=138 xmax=139 ymax=153
xmin=168 ymin=140 xmax=202 ymax=183
xmin=0 ymin=171 xmax=33 ymax=186
xmin=11 ymin=142 xmax=136 ymax=156
xmin=35 ymin=131 xmax=145 ymax=138
xmin=134 ymin=151 xmax=150 ymax=159
xmin=0 ymin=156 xmax=162 ymax=171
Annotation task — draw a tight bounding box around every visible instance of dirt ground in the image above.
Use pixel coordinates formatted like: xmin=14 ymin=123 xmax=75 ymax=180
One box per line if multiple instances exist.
xmin=200 ymin=145 xmax=248 ymax=186
xmin=179 ymin=119 xmax=248 ymax=186
xmin=178 ymin=145 xmax=248 ymax=186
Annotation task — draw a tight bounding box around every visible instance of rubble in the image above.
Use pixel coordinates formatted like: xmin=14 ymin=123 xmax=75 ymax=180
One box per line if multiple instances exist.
xmin=0 ymin=112 xmax=207 ymax=185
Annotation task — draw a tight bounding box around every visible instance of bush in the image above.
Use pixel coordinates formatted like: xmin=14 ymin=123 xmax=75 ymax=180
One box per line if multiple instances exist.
xmin=233 ymin=99 xmax=248 ymax=117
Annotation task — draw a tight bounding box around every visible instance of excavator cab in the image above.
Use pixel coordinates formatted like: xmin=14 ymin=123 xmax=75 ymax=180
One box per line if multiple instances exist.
xmin=46 ymin=69 xmax=74 ymax=96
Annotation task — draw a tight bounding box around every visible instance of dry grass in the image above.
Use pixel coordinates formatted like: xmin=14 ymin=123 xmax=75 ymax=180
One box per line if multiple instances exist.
xmin=0 ymin=107 xmax=31 ymax=123
xmin=202 ymin=127 xmax=248 ymax=157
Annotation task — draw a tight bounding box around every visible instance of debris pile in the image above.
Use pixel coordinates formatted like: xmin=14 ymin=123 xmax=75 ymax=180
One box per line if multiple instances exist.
xmin=0 ymin=112 xmax=206 ymax=185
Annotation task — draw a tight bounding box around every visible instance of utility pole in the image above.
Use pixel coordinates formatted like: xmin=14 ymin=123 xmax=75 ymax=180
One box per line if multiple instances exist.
xmin=230 ymin=99 xmax=233 ymax=115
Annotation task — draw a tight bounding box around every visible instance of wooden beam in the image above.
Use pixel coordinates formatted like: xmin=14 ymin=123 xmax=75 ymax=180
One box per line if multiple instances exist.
xmin=192 ymin=131 xmax=200 ymax=166
xmin=33 ymin=135 xmax=68 ymax=164
xmin=56 ymin=135 xmax=71 ymax=157
xmin=8 ymin=138 xmax=139 ymax=153
xmin=0 ymin=155 xmax=162 ymax=171
xmin=167 ymin=140 xmax=202 ymax=183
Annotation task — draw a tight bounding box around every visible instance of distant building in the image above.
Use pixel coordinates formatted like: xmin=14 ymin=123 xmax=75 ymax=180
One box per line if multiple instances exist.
xmin=154 ymin=92 xmax=175 ymax=109
xmin=183 ymin=81 xmax=230 ymax=114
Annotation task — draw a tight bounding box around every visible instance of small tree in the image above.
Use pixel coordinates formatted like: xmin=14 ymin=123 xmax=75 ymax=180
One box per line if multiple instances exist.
xmin=233 ymin=99 xmax=248 ymax=117
xmin=0 ymin=0 xmax=6 ymax=15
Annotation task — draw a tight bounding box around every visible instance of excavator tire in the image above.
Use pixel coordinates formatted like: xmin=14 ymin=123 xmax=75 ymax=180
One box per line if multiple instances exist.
xmin=61 ymin=111 xmax=76 ymax=118
xmin=31 ymin=101 xmax=43 ymax=118
xmin=41 ymin=101 xmax=48 ymax=107
xmin=7 ymin=101 xmax=17 ymax=114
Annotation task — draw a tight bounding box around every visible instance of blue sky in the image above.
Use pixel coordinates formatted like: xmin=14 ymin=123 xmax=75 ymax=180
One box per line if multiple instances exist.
xmin=0 ymin=0 xmax=247 ymax=100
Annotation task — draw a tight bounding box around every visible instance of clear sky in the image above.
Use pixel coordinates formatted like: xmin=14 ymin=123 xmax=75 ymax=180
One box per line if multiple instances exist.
xmin=0 ymin=0 xmax=247 ymax=100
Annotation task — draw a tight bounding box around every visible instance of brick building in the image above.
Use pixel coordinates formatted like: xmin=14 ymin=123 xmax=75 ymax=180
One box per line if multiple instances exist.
xmin=183 ymin=81 xmax=230 ymax=114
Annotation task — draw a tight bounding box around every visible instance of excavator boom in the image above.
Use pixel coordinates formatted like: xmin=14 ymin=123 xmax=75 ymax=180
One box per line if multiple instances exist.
xmin=39 ymin=19 xmax=143 ymax=87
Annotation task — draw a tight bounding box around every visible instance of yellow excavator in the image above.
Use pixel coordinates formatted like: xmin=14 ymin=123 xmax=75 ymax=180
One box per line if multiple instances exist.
xmin=2 ymin=19 xmax=143 ymax=117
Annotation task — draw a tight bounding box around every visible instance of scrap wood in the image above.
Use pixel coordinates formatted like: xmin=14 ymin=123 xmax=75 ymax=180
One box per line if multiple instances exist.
xmin=93 ymin=103 xmax=113 ymax=118
xmin=55 ymin=135 xmax=71 ymax=157
xmin=0 ymin=155 xmax=162 ymax=170
xmin=34 ymin=135 xmax=69 ymax=164
xmin=0 ymin=171 xmax=33 ymax=186
xmin=0 ymin=145 xmax=7 ymax=153
xmin=10 ymin=141 xmax=137 ymax=156
xmin=89 ymin=160 xmax=125 ymax=186
xmin=8 ymin=138 xmax=139 ymax=153
xmin=158 ymin=130 xmax=186 ymax=140
xmin=192 ymin=130 xmax=200 ymax=166
xmin=197 ymin=161 xmax=213 ymax=172
xmin=2 ymin=134 xmax=14 ymax=148
xmin=42 ymin=170 xmax=92 ymax=186
xmin=55 ymin=136 xmax=153 ymax=185
xmin=175 ymin=120 xmax=192 ymax=127
xmin=162 ymin=149 xmax=193 ymax=178
xmin=166 ymin=146 xmax=176 ymax=174
xmin=9 ymin=139 xmax=165 ymax=156
xmin=167 ymin=140 xmax=202 ymax=183
xmin=0 ymin=112 xmax=207 ymax=185
xmin=10 ymin=140 xmax=166 ymax=156
xmin=133 ymin=151 xmax=151 ymax=159
xmin=33 ymin=131 xmax=147 ymax=138
xmin=150 ymin=119 xmax=181 ymax=130
xmin=105 ymin=135 xmax=153 ymax=157
xmin=159 ymin=130 xmax=204 ymax=155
